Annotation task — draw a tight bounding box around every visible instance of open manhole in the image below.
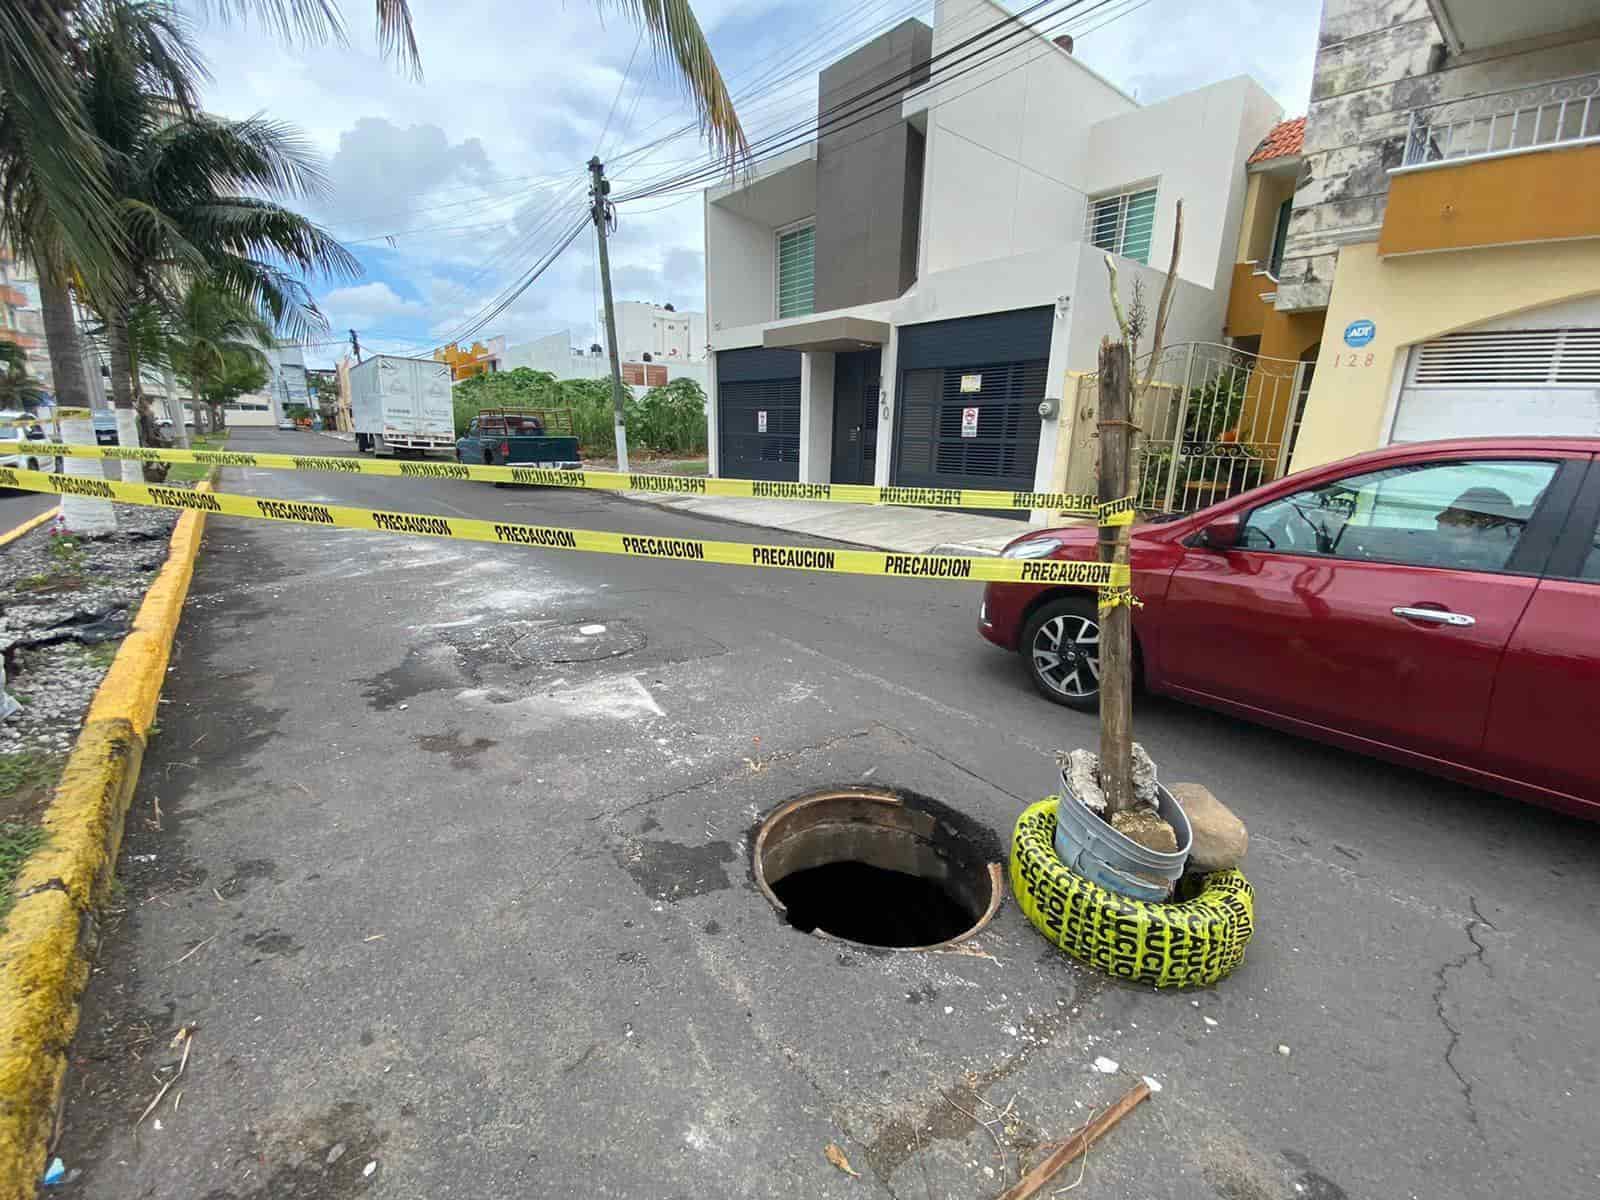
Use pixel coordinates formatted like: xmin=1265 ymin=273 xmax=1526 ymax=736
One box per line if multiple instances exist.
xmin=511 ymin=619 xmax=645 ymax=663
xmin=752 ymin=788 xmax=1002 ymax=951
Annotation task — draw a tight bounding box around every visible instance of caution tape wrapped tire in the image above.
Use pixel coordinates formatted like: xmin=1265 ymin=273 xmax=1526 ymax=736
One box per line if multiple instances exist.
xmin=1009 ymin=798 xmax=1254 ymax=988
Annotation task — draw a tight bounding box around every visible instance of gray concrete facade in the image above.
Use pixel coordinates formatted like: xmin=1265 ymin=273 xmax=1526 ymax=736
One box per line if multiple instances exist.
xmin=814 ymin=19 xmax=932 ymax=313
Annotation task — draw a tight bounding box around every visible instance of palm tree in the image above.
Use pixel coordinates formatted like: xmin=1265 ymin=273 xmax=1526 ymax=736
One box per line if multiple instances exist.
xmin=73 ymin=2 xmax=359 ymax=435
xmin=0 ymin=0 xmax=204 ymax=416
xmin=168 ymin=276 xmax=273 ymax=434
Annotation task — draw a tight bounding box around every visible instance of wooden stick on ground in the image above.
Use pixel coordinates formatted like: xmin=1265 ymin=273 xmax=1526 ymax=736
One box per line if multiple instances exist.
xmin=995 ymin=1080 xmax=1152 ymax=1200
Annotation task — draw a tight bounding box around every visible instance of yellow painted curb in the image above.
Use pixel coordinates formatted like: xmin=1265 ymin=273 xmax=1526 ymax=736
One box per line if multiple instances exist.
xmin=0 ymin=476 xmax=212 ymax=1199
xmin=0 ymin=505 xmax=58 ymax=548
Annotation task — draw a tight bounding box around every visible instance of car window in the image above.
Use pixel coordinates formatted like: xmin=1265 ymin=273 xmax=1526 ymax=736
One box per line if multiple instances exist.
xmin=1240 ymin=459 xmax=1557 ymax=572
xmin=1580 ymin=510 xmax=1600 ymax=582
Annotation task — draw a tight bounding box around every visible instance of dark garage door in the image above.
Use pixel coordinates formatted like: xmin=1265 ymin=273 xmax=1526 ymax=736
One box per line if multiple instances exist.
xmin=894 ymin=307 xmax=1051 ymax=507
xmin=717 ymin=347 xmax=801 ymax=481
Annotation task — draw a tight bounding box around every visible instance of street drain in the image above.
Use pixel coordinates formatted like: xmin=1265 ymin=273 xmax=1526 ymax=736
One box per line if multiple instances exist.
xmin=752 ymin=788 xmax=1002 ymax=950
xmin=511 ymin=619 xmax=645 ymax=663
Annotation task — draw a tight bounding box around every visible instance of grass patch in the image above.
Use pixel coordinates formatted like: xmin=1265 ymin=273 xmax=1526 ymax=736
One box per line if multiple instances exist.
xmin=166 ymin=431 xmax=229 ymax=482
xmin=0 ymin=822 xmax=48 ymax=920
xmin=81 ymin=641 xmax=120 ymax=668
xmin=0 ymin=751 xmax=61 ymax=799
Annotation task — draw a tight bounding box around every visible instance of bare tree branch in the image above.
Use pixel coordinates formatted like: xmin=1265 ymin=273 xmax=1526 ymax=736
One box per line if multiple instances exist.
xmin=1104 ymin=253 xmax=1129 ymax=344
xmin=1139 ymin=199 xmax=1183 ymax=393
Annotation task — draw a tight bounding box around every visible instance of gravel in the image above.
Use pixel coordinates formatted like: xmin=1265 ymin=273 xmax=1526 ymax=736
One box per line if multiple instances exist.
xmin=0 ymin=506 xmax=178 ymax=757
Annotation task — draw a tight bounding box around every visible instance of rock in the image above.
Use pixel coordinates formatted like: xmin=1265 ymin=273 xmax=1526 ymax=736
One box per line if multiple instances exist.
xmin=1130 ymin=742 xmax=1159 ymax=806
xmin=1170 ymin=782 xmax=1248 ymax=870
xmin=1110 ymin=805 xmax=1179 ymax=854
xmin=1061 ymin=748 xmax=1106 ymax=813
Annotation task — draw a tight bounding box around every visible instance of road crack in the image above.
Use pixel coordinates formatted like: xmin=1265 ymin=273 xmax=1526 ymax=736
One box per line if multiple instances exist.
xmin=1431 ymin=896 xmax=1495 ymax=1136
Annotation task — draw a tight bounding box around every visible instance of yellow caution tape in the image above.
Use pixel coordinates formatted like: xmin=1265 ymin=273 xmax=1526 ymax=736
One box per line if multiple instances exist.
xmin=2 ymin=467 xmax=1130 ymax=588
xmin=37 ymin=442 xmax=1136 ymax=523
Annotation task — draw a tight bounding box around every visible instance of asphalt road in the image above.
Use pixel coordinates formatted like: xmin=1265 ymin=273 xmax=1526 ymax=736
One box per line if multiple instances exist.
xmin=55 ymin=430 xmax=1600 ymax=1200
xmin=0 ymin=488 xmax=57 ymax=534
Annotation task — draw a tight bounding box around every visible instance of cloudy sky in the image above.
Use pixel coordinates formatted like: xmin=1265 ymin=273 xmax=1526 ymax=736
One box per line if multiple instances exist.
xmin=184 ymin=0 xmax=1323 ymax=368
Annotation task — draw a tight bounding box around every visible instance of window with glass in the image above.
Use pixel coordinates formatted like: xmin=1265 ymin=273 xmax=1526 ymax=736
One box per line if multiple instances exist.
xmin=775 ymin=223 xmax=815 ymax=319
xmin=1269 ymin=197 xmax=1292 ymax=276
xmin=1085 ymin=186 xmax=1157 ymax=265
xmin=1239 ymin=459 xmax=1557 ymax=572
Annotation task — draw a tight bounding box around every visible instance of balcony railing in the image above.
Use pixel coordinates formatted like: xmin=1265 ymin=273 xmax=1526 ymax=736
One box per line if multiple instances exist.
xmin=1402 ymin=71 xmax=1600 ymax=167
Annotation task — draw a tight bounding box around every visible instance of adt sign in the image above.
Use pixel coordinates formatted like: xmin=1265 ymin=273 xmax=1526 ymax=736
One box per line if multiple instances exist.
xmin=1343 ymin=319 xmax=1376 ymax=348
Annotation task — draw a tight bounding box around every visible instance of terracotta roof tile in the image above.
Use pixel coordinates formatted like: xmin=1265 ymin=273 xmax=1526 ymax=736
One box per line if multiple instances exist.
xmin=1248 ymin=116 xmax=1305 ymax=165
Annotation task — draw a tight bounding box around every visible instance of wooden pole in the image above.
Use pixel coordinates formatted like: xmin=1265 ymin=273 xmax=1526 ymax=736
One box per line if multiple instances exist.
xmin=1096 ymin=337 xmax=1134 ymax=815
xmin=996 ymin=1080 xmax=1152 ymax=1200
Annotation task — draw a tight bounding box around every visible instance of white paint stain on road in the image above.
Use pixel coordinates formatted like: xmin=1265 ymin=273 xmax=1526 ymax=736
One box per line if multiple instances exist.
xmin=455 ymin=673 xmax=664 ymax=727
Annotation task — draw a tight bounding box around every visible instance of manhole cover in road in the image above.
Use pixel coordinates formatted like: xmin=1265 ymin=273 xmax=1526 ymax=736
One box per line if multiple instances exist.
xmin=752 ymin=788 xmax=1002 ymax=951
xmin=511 ymin=619 xmax=646 ymax=664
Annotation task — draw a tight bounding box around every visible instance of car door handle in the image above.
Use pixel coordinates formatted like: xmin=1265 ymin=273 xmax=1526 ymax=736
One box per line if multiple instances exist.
xmin=1392 ymin=606 xmax=1475 ymax=627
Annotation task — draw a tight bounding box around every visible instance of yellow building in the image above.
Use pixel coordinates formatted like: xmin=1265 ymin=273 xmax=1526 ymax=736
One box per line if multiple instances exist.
xmin=1264 ymin=2 xmax=1600 ymax=473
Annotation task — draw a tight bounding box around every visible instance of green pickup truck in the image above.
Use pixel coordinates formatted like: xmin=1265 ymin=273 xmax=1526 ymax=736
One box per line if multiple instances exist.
xmin=456 ymin=407 xmax=581 ymax=471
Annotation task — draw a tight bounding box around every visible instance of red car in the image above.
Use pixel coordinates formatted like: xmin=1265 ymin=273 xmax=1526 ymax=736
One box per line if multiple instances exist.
xmin=980 ymin=437 xmax=1600 ymax=818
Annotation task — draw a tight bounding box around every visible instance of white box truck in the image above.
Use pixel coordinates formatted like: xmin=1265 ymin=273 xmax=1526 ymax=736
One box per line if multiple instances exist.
xmin=348 ymin=355 xmax=455 ymax=455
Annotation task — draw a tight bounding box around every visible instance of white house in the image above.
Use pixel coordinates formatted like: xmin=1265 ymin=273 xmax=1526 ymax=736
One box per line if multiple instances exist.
xmin=497 ymin=328 xmax=710 ymax=397
xmin=612 ymin=301 xmax=707 ymax=364
xmin=702 ymin=0 xmax=1281 ymax=516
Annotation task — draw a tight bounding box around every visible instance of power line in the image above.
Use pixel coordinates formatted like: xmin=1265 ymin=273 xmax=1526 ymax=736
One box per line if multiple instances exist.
xmin=615 ymin=0 xmax=1087 ymax=203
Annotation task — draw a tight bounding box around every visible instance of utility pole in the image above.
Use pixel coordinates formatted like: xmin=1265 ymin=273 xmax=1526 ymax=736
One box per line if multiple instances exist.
xmin=589 ymin=155 xmax=630 ymax=473
xmin=349 ymin=328 xmax=363 ymax=364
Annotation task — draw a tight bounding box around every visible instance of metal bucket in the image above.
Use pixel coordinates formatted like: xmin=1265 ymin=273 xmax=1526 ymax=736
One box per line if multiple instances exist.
xmin=1052 ymin=767 xmax=1192 ymax=902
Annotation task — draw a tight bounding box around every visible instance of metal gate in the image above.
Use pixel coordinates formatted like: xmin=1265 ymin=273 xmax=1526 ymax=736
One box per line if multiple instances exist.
xmin=717 ymin=348 xmax=801 ymax=481
xmin=893 ymin=307 xmax=1051 ymax=505
xmin=1075 ymin=342 xmax=1310 ymax=514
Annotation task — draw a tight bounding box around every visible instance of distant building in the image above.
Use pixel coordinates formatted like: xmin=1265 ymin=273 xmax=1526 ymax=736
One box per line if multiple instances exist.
xmin=0 ymin=247 xmax=55 ymax=397
xmin=435 ymin=336 xmax=507 ymax=381
xmin=494 ymin=328 xmax=708 ymax=396
xmin=609 ymin=302 xmax=707 ymax=364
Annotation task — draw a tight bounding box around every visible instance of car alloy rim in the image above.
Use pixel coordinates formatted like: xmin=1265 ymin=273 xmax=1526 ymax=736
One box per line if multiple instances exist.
xmin=1032 ymin=613 xmax=1100 ymax=698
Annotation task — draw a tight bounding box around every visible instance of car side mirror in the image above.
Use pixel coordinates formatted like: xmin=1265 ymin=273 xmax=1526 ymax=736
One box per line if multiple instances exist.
xmin=1202 ymin=513 xmax=1242 ymax=550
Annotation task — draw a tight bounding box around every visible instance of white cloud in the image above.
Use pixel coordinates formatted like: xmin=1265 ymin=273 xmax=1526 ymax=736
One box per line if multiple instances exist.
xmin=320 ymin=281 xmax=425 ymax=325
xmin=186 ymin=0 xmax=1322 ymax=368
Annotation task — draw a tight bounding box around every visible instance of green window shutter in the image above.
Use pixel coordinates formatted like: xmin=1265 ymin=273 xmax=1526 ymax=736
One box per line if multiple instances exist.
xmin=1121 ymin=188 xmax=1157 ymax=265
xmin=776 ymin=225 xmax=815 ymax=318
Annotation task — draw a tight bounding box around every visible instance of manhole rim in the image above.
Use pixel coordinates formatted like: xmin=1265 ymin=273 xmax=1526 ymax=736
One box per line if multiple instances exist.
xmin=751 ymin=786 xmax=1003 ymax=953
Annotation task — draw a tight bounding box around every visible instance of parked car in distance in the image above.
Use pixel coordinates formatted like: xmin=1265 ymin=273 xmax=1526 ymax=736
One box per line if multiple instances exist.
xmin=979 ymin=437 xmax=1600 ymax=817
xmin=456 ymin=407 xmax=581 ymax=472
xmin=92 ymin=409 xmax=118 ymax=445
xmin=278 ymin=417 xmax=297 ymax=431
xmin=0 ymin=419 xmax=50 ymax=474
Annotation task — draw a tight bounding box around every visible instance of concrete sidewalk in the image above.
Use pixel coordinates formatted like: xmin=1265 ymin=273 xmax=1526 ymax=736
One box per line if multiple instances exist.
xmin=315 ymin=427 xmax=1042 ymax=554
xmin=616 ymin=490 xmax=1043 ymax=555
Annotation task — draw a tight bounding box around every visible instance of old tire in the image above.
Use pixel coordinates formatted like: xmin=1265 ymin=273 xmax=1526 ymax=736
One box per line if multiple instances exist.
xmin=1009 ymin=798 xmax=1254 ymax=988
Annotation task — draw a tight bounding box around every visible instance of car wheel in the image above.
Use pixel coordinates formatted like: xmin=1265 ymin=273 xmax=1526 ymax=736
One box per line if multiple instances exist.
xmin=25 ymin=458 xmax=38 ymax=472
xmin=1021 ymin=596 xmax=1103 ymax=711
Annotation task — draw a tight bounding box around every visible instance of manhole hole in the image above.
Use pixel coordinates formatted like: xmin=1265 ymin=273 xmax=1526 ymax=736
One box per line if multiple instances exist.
xmin=511 ymin=619 xmax=645 ymax=663
xmin=752 ymin=788 xmax=1002 ymax=950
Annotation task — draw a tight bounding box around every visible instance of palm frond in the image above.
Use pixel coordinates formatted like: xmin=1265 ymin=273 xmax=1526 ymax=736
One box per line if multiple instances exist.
xmin=0 ymin=1 xmax=125 ymax=279
xmin=145 ymin=113 xmax=329 ymax=201
xmin=183 ymin=198 xmax=362 ymax=281
xmin=595 ymin=0 xmax=747 ymax=165
xmin=209 ymin=252 xmax=332 ymax=342
xmin=375 ymin=0 xmax=422 ymax=81
xmin=196 ymin=1 xmax=347 ymax=49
